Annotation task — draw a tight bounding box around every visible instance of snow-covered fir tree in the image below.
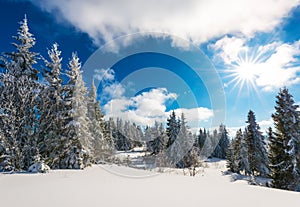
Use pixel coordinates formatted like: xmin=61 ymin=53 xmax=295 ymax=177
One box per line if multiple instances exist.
xmin=246 ymin=110 xmax=269 ymax=177
xmin=226 ymin=139 xmax=235 ymax=172
xmin=176 ymin=113 xmax=194 ymax=167
xmin=113 ymin=118 xmax=132 ymax=151
xmin=103 ymin=117 xmax=115 ymax=150
xmin=213 ymin=124 xmax=229 ymax=159
xmin=200 ymin=129 xmax=213 ymax=158
xmin=267 ymin=126 xmax=292 ymax=189
xmin=37 ymin=43 xmax=65 ymax=168
xmin=270 ymin=87 xmax=300 ymax=191
xmin=209 ymin=129 xmax=219 ymax=157
xmin=0 ymin=16 xmax=41 ymax=171
xmin=226 ymin=128 xmax=250 ymax=174
xmin=240 ymin=129 xmax=251 ymax=175
xmin=166 ymin=111 xmax=180 ymax=149
xmin=197 ymin=128 xmax=207 ymax=151
xmin=146 ymin=122 xmax=166 ymax=155
xmin=132 ymin=124 xmax=144 ymax=147
xmin=166 ymin=113 xmax=195 ymax=168
xmin=59 ymin=53 xmax=92 ymax=169
xmin=87 ymin=80 xmax=114 ymax=161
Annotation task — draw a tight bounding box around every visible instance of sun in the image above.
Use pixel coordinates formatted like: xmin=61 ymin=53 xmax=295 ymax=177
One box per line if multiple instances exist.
xmin=236 ymin=62 xmax=257 ymax=81
xmin=224 ymin=51 xmax=262 ymax=96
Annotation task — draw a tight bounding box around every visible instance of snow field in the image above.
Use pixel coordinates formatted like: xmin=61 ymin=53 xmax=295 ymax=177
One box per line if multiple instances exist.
xmin=0 ymin=160 xmax=298 ymax=207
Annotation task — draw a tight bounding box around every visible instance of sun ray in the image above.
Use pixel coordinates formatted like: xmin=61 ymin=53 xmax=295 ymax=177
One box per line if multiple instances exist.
xmin=220 ymin=49 xmax=265 ymax=97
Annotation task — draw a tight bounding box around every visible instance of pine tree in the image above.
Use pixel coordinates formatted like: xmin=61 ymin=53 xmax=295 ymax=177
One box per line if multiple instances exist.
xmin=197 ymin=128 xmax=206 ymax=150
xmin=213 ymin=124 xmax=229 ymax=159
xmin=226 ymin=139 xmax=235 ymax=172
xmin=87 ymin=80 xmax=113 ymax=161
xmin=200 ymin=129 xmax=213 ymax=158
xmin=270 ymin=87 xmax=300 ymax=190
xmin=5 ymin=16 xmax=39 ymax=79
xmin=147 ymin=122 xmax=166 ymax=155
xmin=38 ymin=43 xmax=64 ymax=168
xmin=166 ymin=111 xmax=180 ymax=148
xmin=173 ymin=113 xmax=195 ymax=168
xmin=0 ymin=131 xmax=13 ymax=171
xmin=246 ymin=110 xmax=269 ymax=177
xmin=113 ymin=118 xmax=132 ymax=151
xmin=240 ymin=129 xmax=251 ymax=175
xmin=0 ymin=16 xmax=40 ymax=170
xmin=105 ymin=117 xmax=116 ymax=150
xmin=59 ymin=53 xmax=92 ymax=169
xmin=268 ymin=127 xmax=290 ymax=189
xmin=227 ymin=128 xmax=252 ymax=175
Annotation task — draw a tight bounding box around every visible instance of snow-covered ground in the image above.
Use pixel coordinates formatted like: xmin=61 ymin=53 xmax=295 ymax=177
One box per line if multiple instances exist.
xmin=0 ymin=159 xmax=298 ymax=207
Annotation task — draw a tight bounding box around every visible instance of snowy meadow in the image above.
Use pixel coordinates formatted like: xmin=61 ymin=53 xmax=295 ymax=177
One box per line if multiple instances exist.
xmin=1 ymin=1 xmax=300 ymax=206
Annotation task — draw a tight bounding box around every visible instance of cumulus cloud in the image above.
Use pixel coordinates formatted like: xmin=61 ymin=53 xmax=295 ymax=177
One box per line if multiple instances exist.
xmin=210 ymin=36 xmax=300 ymax=91
xmin=103 ymin=88 xmax=177 ymax=125
xmin=103 ymin=87 xmax=213 ymax=128
xmin=32 ymin=0 xmax=299 ymax=46
xmin=209 ymin=36 xmax=247 ymax=64
xmin=256 ymin=41 xmax=300 ymax=91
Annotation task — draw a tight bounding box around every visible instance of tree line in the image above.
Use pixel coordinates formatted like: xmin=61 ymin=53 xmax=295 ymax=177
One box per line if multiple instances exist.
xmin=144 ymin=111 xmax=230 ymax=168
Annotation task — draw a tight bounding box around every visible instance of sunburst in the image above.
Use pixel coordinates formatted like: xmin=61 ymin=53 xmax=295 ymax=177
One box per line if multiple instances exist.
xmin=223 ymin=50 xmax=263 ymax=96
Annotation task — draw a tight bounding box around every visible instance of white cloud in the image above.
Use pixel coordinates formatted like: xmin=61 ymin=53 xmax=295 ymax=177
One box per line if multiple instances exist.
xmin=209 ymin=36 xmax=247 ymax=64
xmin=172 ymin=107 xmax=214 ymax=124
xmin=257 ymin=118 xmax=273 ymax=133
xmin=134 ymin=88 xmax=177 ymax=118
xmin=103 ymin=87 xmax=213 ymax=129
xmin=94 ymin=68 xmax=115 ymax=82
xmin=258 ymin=119 xmax=273 ymax=127
xmin=210 ymin=36 xmax=300 ymax=91
xmin=102 ymin=83 xmax=125 ymax=99
xmin=33 ymin=0 xmax=299 ymax=47
xmin=103 ymin=88 xmax=178 ymax=126
xmin=256 ymin=41 xmax=300 ymax=91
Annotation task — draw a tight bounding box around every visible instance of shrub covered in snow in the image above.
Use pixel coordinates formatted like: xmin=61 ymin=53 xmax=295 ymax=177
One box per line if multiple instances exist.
xmin=28 ymin=162 xmax=50 ymax=173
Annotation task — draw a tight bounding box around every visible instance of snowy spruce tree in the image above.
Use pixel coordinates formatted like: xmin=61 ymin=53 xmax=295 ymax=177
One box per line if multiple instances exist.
xmin=197 ymin=128 xmax=207 ymax=151
xmin=87 ymin=80 xmax=113 ymax=162
xmin=166 ymin=113 xmax=196 ymax=168
xmin=226 ymin=140 xmax=235 ymax=172
xmin=226 ymin=128 xmax=250 ymax=175
xmin=270 ymin=87 xmax=300 ymax=191
xmin=213 ymin=124 xmax=229 ymax=159
xmin=59 ymin=53 xmax=93 ymax=169
xmin=38 ymin=43 xmax=64 ymax=168
xmin=146 ymin=122 xmax=166 ymax=155
xmin=166 ymin=111 xmax=180 ymax=149
xmin=114 ymin=118 xmax=132 ymax=151
xmin=0 ymin=16 xmax=41 ymax=171
xmin=240 ymin=129 xmax=251 ymax=175
xmin=246 ymin=110 xmax=269 ymax=177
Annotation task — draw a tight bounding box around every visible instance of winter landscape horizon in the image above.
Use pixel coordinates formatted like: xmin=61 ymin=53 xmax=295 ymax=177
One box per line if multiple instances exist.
xmin=1 ymin=0 xmax=300 ymax=207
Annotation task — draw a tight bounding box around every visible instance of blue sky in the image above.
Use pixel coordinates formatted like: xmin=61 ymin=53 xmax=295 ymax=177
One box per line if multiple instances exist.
xmin=1 ymin=0 xmax=300 ymax=135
